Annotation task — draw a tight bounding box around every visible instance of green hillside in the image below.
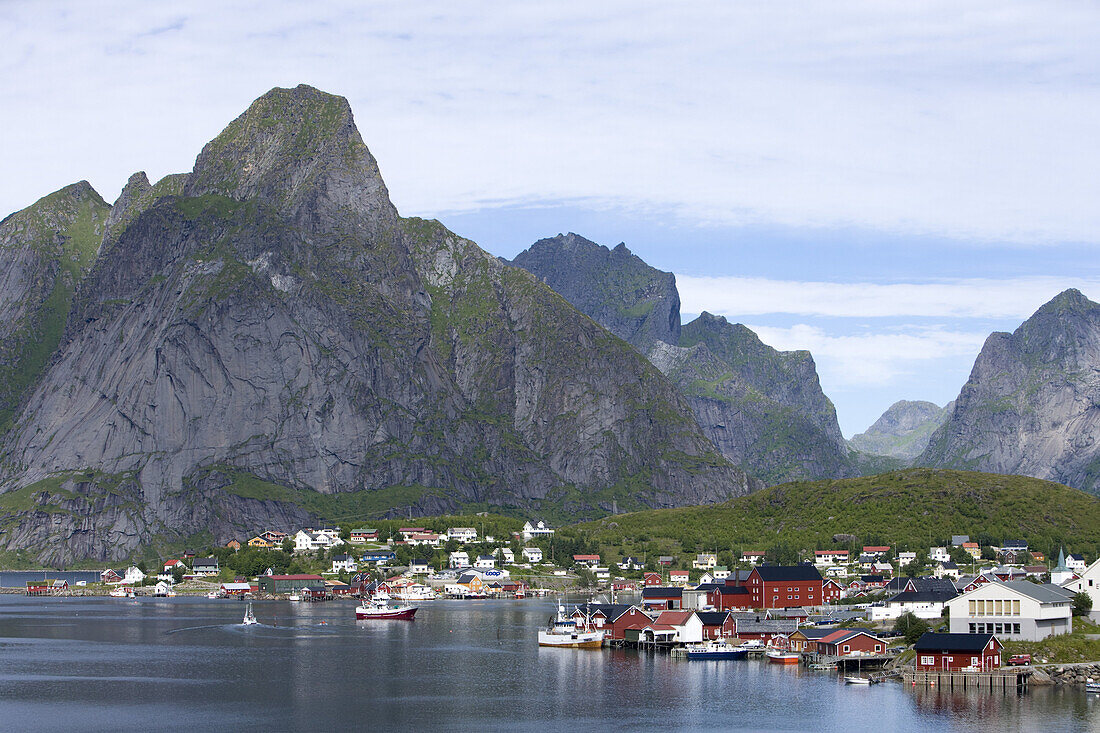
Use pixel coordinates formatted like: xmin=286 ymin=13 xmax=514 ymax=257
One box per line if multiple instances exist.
xmin=566 ymin=469 xmax=1100 ymax=562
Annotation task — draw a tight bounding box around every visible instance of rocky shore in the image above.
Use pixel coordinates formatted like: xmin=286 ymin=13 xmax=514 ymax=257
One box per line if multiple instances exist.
xmin=1032 ymin=662 xmax=1100 ymax=685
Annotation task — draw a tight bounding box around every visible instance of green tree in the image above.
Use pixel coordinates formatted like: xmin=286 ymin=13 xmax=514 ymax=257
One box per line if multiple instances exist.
xmin=1072 ymin=591 xmax=1093 ymax=617
xmin=893 ymin=611 xmax=930 ymax=645
xmin=282 ymin=538 xmax=294 ymax=554
xmin=171 ymin=566 xmax=186 ymax=584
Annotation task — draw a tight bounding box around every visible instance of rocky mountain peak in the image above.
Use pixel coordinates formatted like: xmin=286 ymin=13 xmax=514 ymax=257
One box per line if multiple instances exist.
xmin=848 ymin=400 xmax=952 ymax=461
xmin=511 ymin=233 xmax=681 ymax=349
xmin=184 ymin=84 xmax=396 ymax=235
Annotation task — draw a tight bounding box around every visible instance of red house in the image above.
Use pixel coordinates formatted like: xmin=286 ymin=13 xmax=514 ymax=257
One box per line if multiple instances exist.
xmin=697 ymin=611 xmax=736 ymax=639
xmin=610 ymin=606 xmax=655 ymax=640
xmin=747 ymin=566 xmax=823 ymax=608
xmin=816 ymin=630 xmax=886 ymax=657
xmin=707 ymin=584 xmax=753 ymax=611
xmin=641 ymin=587 xmax=683 ymax=610
xmin=573 ymin=554 xmax=601 ymax=568
xmin=643 ymin=572 xmax=663 ymax=587
xmin=913 ymin=633 xmax=1003 ymax=671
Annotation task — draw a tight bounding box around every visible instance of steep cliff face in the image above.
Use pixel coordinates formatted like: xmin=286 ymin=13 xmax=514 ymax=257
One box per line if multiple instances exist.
xmin=673 ymin=313 xmax=854 ymax=484
xmin=0 ymin=85 xmax=753 ymax=564
xmin=920 ymin=289 xmax=1100 ymax=495
xmin=0 ymin=182 xmax=110 ymax=429
xmin=511 ymin=234 xmax=680 ymax=350
xmin=849 ymin=400 xmax=953 ymax=460
xmin=510 ymin=235 xmax=854 ymax=485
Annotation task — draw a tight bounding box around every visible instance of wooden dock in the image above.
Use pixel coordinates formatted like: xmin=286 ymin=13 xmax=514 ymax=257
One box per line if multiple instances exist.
xmin=903 ymin=669 xmax=1029 ymax=692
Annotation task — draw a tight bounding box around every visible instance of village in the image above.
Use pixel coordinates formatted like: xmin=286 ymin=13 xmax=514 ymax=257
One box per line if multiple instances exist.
xmin=20 ymin=521 xmax=1100 ymax=689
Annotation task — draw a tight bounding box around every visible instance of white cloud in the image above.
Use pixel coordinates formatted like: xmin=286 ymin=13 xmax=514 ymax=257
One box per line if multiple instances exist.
xmin=748 ymin=323 xmax=988 ymax=387
xmin=677 ymin=276 xmax=1100 ymax=320
xmin=1 ymin=1 xmax=1100 ymax=244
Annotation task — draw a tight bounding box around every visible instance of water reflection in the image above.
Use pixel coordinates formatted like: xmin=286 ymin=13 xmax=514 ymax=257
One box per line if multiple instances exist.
xmin=0 ymin=595 xmax=1093 ymax=732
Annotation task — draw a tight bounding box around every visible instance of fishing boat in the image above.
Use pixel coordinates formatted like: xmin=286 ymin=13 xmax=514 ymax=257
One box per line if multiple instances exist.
xmin=390 ymin=583 xmax=435 ymax=602
xmin=355 ymin=592 xmax=418 ymax=620
xmin=765 ymin=649 xmax=800 ymax=665
xmin=537 ymin=601 xmax=604 ymax=649
xmin=242 ymin=602 xmax=259 ymax=625
xmin=684 ymin=639 xmax=747 ymax=660
xmin=108 ymin=587 xmax=129 ymax=598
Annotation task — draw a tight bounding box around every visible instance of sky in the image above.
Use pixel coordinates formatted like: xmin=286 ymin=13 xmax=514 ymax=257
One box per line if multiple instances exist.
xmin=2 ymin=1 xmax=1098 ymax=436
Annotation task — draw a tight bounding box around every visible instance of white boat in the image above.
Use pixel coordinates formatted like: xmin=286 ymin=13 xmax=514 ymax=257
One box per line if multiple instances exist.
xmin=206 ymin=591 xmax=220 ymax=599
xmin=288 ymin=594 xmax=300 ymax=602
xmin=537 ymin=601 xmax=604 ymax=649
xmin=109 ymin=587 xmax=128 ymax=598
xmin=242 ymin=602 xmax=259 ymax=625
xmin=844 ymin=676 xmax=873 ymax=685
xmin=356 ymin=593 xmax=418 ymax=620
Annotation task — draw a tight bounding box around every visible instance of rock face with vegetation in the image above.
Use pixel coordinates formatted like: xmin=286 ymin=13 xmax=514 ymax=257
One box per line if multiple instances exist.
xmin=511 ymin=236 xmax=854 ymax=485
xmin=849 ymin=400 xmax=953 ymax=461
xmin=920 ymin=289 xmax=1100 ymax=496
xmin=0 ymin=85 xmax=754 ymax=565
xmin=511 ymin=233 xmax=680 ymax=350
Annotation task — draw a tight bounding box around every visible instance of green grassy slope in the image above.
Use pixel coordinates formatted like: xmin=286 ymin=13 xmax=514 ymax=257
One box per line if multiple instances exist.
xmin=568 ymin=468 xmax=1100 ymax=560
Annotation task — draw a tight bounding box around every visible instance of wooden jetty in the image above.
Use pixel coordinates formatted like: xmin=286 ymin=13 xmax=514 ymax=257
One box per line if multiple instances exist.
xmin=903 ymin=669 xmax=1030 ymax=692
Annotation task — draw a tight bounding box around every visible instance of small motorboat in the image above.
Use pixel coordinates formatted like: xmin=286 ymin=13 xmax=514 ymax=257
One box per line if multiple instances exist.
xmin=356 ymin=593 xmax=418 ymax=620
xmin=844 ymin=676 xmax=873 ymax=685
xmin=1086 ymin=681 xmax=1100 ymax=693
xmin=538 ymin=601 xmax=603 ymax=648
xmin=288 ymin=594 xmax=300 ymax=602
xmin=242 ymin=602 xmax=259 ymax=626
xmin=684 ymin=639 xmax=748 ymax=660
xmin=108 ymin=587 xmax=128 ymax=598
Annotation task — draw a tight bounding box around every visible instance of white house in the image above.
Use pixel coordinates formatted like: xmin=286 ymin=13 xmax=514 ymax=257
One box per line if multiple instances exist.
xmin=935 ymin=561 xmax=961 ymax=580
xmin=713 ymin=566 xmax=731 ymax=580
xmin=1061 ymin=557 xmax=1100 ymax=622
xmin=698 ymin=571 xmax=715 ymax=585
xmin=406 ymin=533 xmax=442 ymax=547
xmin=192 ymin=557 xmax=219 ymax=576
xmin=814 ymin=550 xmax=850 ymax=566
xmin=331 ymin=554 xmax=357 ymax=573
xmin=897 ymin=552 xmax=917 ymax=567
xmin=594 ymin=566 xmax=610 ymax=580
xmin=522 ymin=546 xmax=543 ymax=563
xmin=447 ymin=527 xmax=478 ymax=543
xmin=871 ymin=581 xmax=958 ymax=621
xmin=871 ymin=561 xmax=893 ymax=575
xmin=475 ymin=555 xmax=496 ymax=570
xmin=500 ymin=548 xmax=515 ymax=564
xmin=742 ymin=551 xmax=765 ymax=565
xmin=1067 ymin=554 xmax=1088 ymax=572
xmin=930 ymin=547 xmax=951 ymax=563
xmin=122 ymin=566 xmax=146 ymax=584
xmin=449 ymin=551 xmax=470 ymax=568
xmin=946 ymin=580 xmax=1073 ymax=641
xmin=294 ymin=530 xmax=315 ymax=552
xmin=408 ymin=558 xmax=431 ymax=574
xmin=618 ymin=556 xmax=642 ymax=570
xmin=521 ymin=520 xmax=555 ymax=541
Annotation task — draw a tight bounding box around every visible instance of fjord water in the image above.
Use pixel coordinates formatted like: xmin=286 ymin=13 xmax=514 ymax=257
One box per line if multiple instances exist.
xmin=0 ymin=596 xmax=1095 ymax=732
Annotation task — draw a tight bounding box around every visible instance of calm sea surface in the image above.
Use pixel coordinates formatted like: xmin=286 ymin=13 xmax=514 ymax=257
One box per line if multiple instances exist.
xmin=0 ymin=594 xmax=1097 ymax=732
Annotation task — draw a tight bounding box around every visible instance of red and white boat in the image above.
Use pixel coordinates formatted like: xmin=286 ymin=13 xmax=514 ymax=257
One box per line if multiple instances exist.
xmin=355 ymin=593 xmax=418 ymax=620
xmin=765 ymin=634 xmax=800 ymax=665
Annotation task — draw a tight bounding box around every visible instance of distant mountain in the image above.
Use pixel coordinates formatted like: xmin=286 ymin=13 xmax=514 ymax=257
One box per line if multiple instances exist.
xmin=0 ymin=85 xmax=755 ymax=565
xmin=920 ymin=289 xmax=1100 ymax=496
xmin=510 ymin=236 xmax=856 ymax=485
xmin=849 ymin=400 xmax=953 ymax=461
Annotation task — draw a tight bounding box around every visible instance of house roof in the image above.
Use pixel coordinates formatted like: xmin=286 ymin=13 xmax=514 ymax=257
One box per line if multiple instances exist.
xmin=269 ymin=574 xmax=324 ymax=580
xmin=819 ymin=629 xmax=882 ymax=646
xmin=571 ymin=603 xmax=635 ymax=622
xmin=192 ymin=558 xmax=218 ymax=567
xmin=642 ymin=587 xmax=683 ymax=599
xmin=791 ymin=628 xmax=835 ymax=640
xmin=696 ymin=611 xmax=730 ymax=626
xmin=914 ymin=632 xmax=998 ymax=652
xmin=993 ymin=581 xmax=1074 ymax=603
xmin=654 ymin=610 xmax=693 ymax=625
xmin=752 ymin=566 xmax=823 ymax=582
xmin=888 ymin=589 xmax=958 ymax=604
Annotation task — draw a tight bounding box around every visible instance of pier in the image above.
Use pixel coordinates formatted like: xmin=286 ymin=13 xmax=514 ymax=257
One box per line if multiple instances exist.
xmin=902 ymin=669 xmax=1030 ymax=692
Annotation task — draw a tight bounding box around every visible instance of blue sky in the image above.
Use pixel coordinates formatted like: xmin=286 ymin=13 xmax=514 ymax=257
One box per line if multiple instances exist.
xmin=2 ymin=1 xmax=1098 ymax=435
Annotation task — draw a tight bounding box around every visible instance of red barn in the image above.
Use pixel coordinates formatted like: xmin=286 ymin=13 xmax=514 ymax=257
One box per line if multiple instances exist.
xmin=913 ymin=633 xmax=1003 ymax=671
xmin=822 ymin=578 xmax=845 ymax=602
xmin=610 ymin=606 xmax=655 ymax=640
xmin=747 ymin=566 xmax=823 ymax=608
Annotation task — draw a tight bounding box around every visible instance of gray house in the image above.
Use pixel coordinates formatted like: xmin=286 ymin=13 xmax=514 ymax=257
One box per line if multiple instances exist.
xmin=946 ymin=580 xmax=1073 ymax=641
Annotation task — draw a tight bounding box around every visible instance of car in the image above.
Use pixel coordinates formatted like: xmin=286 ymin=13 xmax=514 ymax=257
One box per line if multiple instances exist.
xmin=1007 ymin=654 xmax=1031 ymax=666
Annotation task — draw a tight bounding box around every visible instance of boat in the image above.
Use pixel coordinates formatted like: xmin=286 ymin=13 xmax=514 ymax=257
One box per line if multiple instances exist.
xmin=1086 ymin=682 xmax=1100 ymax=693
xmin=844 ymin=676 xmax=873 ymax=685
xmin=537 ymin=601 xmax=604 ymax=649
xmin=288 ymin=594 xmax=300 ymax=602
xmin=109 ymin=587 xmax=128 ymax=598
xmin=206 ymin=591 xmax=220 ymax=599
xmin=355 ymin=593 xmax=418 ymax=620
xmin=684 ymin=639 xmax=748 ymax=660
xmin=242 ymin=602 xmax=259 ymax=625
xmin=765 ymin=649 xmax=800 ymax=665
xmin=809 ymin=662 xmax=837 ymax=671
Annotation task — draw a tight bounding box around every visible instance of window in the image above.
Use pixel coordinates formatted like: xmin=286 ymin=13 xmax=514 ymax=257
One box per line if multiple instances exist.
xmin=969 ymin=600 xmax=976 ymax=616
xmin=843 ymin=645 xmax=850 ymax=653
xmin=971 ymin=657 xmax=979 ymax=666
xmin=1013 ymin=623 xmax=1021 ymax=634
xmin=969 ymin=623 xmax=976 ymax=633
xmin=995 ymin=600 xmax=1003 ymax=616
xmin=1012 ymin=600 xmax=1020 ymax=616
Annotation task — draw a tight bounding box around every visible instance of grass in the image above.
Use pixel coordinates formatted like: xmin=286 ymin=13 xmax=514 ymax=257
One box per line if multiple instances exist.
xmin=1002 ymin=619 xmax=1100 ymax=664
xmin=568 ymin=468 xmax=1100 ymax=560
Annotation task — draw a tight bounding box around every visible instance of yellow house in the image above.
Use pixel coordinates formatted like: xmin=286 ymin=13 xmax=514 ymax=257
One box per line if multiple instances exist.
xmin=248 ymin=536 xmax=273 ymax=548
